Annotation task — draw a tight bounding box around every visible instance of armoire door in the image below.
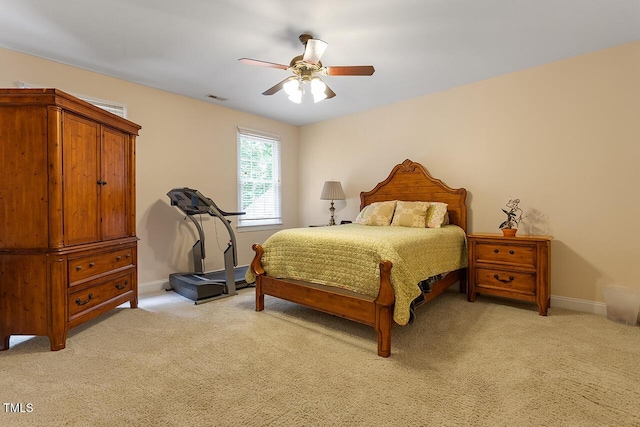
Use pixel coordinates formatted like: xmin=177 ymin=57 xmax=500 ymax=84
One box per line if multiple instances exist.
xmin=101 ymin=127 xmax=129 ymax=240
xmin=0 ymin=106 xmax=49 ymax=249
xmin=63 ymin=113 xmax=101 ymax=246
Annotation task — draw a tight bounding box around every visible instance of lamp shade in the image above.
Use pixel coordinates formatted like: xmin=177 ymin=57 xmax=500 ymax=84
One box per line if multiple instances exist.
xmin=320 ymin=181 xmax=345 ymax=200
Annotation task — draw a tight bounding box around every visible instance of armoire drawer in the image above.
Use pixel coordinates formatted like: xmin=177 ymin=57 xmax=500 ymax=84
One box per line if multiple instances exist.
xmin=68 ymin=247 xmax=135 ymax=284
xmin=68 ymin=272 xmax=133 ymax=319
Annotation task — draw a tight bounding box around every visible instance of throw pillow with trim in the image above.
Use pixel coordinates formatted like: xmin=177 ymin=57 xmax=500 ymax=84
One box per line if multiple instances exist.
xmin=426 ymin=202 xmax=448 ymax=228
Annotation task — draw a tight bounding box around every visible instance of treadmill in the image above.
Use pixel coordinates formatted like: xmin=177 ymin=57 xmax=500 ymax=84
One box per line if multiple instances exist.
xmin=167 ymin=187 xmax=249 ymax=304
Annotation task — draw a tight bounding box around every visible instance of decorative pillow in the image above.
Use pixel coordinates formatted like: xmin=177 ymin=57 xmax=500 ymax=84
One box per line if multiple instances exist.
xmin=442 ymin=211 xmax=450 ymax=226
xmin=390 ymin=201 xmax=430 ymax=228
xmin=359 ymin=201 xmax=397 ymax=226
xmin=426 ymin=202 xmax=448 ymax=228
xmin=354 ymin=205 xmax=369 ymax=224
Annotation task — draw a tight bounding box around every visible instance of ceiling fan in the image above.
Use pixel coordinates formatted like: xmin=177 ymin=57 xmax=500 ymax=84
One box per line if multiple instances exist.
xmin=239 ymin=34 xmax=375 ymax=103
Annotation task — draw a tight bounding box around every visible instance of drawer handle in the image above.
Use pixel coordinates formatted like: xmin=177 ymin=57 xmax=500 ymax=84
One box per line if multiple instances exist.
xmin=115 ymin=281 xmax=127 ymax=290
xmin=494 ymin=249 xmax=516 ymax=255
xmin=75 ymin=293 xmax=93 ymax=306
xmin=76 ymin=265 xmax=82 ymax=271
xmin=494 ymin=274 xmax=515 ymax=283
xmin=125 ymin=253 xmax=131 ymax=258
xmin=116 ymin=256 xmax=122 ymax=261
xmin=89 ymin=262 xmax=95 ymax=268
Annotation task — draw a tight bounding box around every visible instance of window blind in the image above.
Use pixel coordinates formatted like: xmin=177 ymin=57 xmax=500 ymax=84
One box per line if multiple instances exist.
xmin=237 ymin=127 xmax=282 ymax=227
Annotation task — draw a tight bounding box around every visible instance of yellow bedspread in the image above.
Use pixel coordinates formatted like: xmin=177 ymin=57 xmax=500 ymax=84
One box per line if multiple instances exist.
xmin=246 ymin=224 xmax=468 ymax=325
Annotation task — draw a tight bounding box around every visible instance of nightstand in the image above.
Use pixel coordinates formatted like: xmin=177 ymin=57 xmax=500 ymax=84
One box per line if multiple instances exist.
xmin=467 ymin=233 xmax=553 ymax=315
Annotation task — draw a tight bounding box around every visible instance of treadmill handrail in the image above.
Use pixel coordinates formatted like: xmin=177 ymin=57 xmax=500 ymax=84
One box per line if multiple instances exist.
xmin=205 ymin=198 xmax=245 ymax=217
xmin=167 ymin=187 xmax=245 ymax=266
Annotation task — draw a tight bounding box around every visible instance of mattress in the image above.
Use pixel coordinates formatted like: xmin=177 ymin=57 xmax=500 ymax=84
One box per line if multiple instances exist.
xmin=246 ymin=223 xmax=468 ymax=325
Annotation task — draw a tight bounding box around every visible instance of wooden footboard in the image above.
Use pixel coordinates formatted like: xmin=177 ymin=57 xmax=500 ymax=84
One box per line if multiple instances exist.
xmin=252 ymin=243 xmax=395 ymax=357
xmin=250 ymin=243 xmax=462 ymax=357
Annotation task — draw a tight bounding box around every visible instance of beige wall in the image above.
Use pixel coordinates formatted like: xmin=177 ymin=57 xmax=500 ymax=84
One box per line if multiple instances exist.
xmin=0 ymin=47 xmax=300 ymax=285
xmin=299 ymin=40 xmax=640 ymax=303
xmin=3 ymin=40 xmax=639 ymax=304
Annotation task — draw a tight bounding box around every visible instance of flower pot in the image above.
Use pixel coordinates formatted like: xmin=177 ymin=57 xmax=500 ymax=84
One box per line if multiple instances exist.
xmin=501 ymin=228 xmax=517 ymax=237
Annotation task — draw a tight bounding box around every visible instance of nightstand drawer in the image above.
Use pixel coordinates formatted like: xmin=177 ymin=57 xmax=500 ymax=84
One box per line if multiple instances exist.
xmin=475 ymin=242 xmax=536 ymax=268
xmin=475 ymin=267 xmax=535 ymax=296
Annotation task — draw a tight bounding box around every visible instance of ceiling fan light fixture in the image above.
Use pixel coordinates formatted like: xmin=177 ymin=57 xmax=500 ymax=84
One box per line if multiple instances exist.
xmin=310 ymin=77 xmax=326 ymax=95
xmin=288 ymin=88 xmax=303 ymax=104
xmin=310 ymin=77 xmax=327 ymax=103
xmin=240 ymin=33 xmax=375 ymax=103
xmin=283 ymin=77 xmax=300 ymax=96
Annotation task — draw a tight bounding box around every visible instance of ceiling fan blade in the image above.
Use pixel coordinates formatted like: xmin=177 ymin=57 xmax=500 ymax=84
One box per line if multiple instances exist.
xmin=262 ymin=78 xmax=291 ymax=96
xmin=239 ymin=58 xmax=289 ymax=70
xmin=326 ymin=65 xmax=375 ymax=76
xmin=302 ymin=39 xmax=328 ymax=65
xmin=324 ymin=83 xmax=336 ymax=99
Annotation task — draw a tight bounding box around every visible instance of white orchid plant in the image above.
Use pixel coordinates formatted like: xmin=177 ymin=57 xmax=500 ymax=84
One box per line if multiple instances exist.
xmin=499 ymin=198 xmax=527 ymax=229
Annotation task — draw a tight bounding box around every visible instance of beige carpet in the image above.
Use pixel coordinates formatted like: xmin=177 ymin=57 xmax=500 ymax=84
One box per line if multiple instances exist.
xmin=1 ymin=288 xmax=639 ymax=427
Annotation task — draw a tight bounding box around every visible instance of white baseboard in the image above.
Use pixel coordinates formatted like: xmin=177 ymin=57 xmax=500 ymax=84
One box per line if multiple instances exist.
xmin=138 ymin=279 xmax=607 ymax=316
xmin=550 ymin=295 xmax=607 ymax=316
xmin=445 ymin=284 xmax=607 ymax=317
xmin=139 ymin=279 xmax=170 ymax=295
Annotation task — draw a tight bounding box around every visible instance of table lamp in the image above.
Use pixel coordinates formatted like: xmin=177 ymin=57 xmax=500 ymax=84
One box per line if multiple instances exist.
xmin=320 ymin=181 xmax=345 ymax=226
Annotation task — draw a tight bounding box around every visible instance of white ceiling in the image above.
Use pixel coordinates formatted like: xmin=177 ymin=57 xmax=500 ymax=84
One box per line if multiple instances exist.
xmin=1 ymin=0 xmax=639 ymax=126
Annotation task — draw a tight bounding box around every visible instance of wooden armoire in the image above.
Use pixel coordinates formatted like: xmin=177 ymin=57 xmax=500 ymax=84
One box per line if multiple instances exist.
xmin=0 ymin=89 xmax=141 ymax=351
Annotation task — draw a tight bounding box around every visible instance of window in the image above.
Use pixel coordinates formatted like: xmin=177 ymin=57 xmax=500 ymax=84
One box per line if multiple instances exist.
xmin=18 ymin=81 xmax=127 ymax=118
xmin=80 ymin=97 xmax=127 ymax=118
xmin=237 ymin=127 xmax=282 ymax=227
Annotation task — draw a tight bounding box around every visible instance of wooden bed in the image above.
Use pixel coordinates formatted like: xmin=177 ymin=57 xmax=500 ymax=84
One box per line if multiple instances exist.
xmin=249 ymin=159 xmax=467 ymax=357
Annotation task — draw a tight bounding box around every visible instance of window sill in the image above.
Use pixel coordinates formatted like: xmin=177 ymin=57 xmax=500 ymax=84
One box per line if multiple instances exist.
xmin=236 ymin=223 xmax=283 ymax=233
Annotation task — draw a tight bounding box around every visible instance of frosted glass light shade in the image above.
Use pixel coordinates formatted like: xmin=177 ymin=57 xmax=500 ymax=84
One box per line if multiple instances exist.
xmin=310 ymin=77 xmax=326 ymax=95
xmin=283 ymin=78 xmax=300 ymax=96
xmin=288 ymin=87 xmax=302 ymax=104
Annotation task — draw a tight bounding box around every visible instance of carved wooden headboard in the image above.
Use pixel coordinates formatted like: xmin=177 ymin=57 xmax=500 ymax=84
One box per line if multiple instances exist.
xmin=360 ymin=159 xmax=467 ymax=232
